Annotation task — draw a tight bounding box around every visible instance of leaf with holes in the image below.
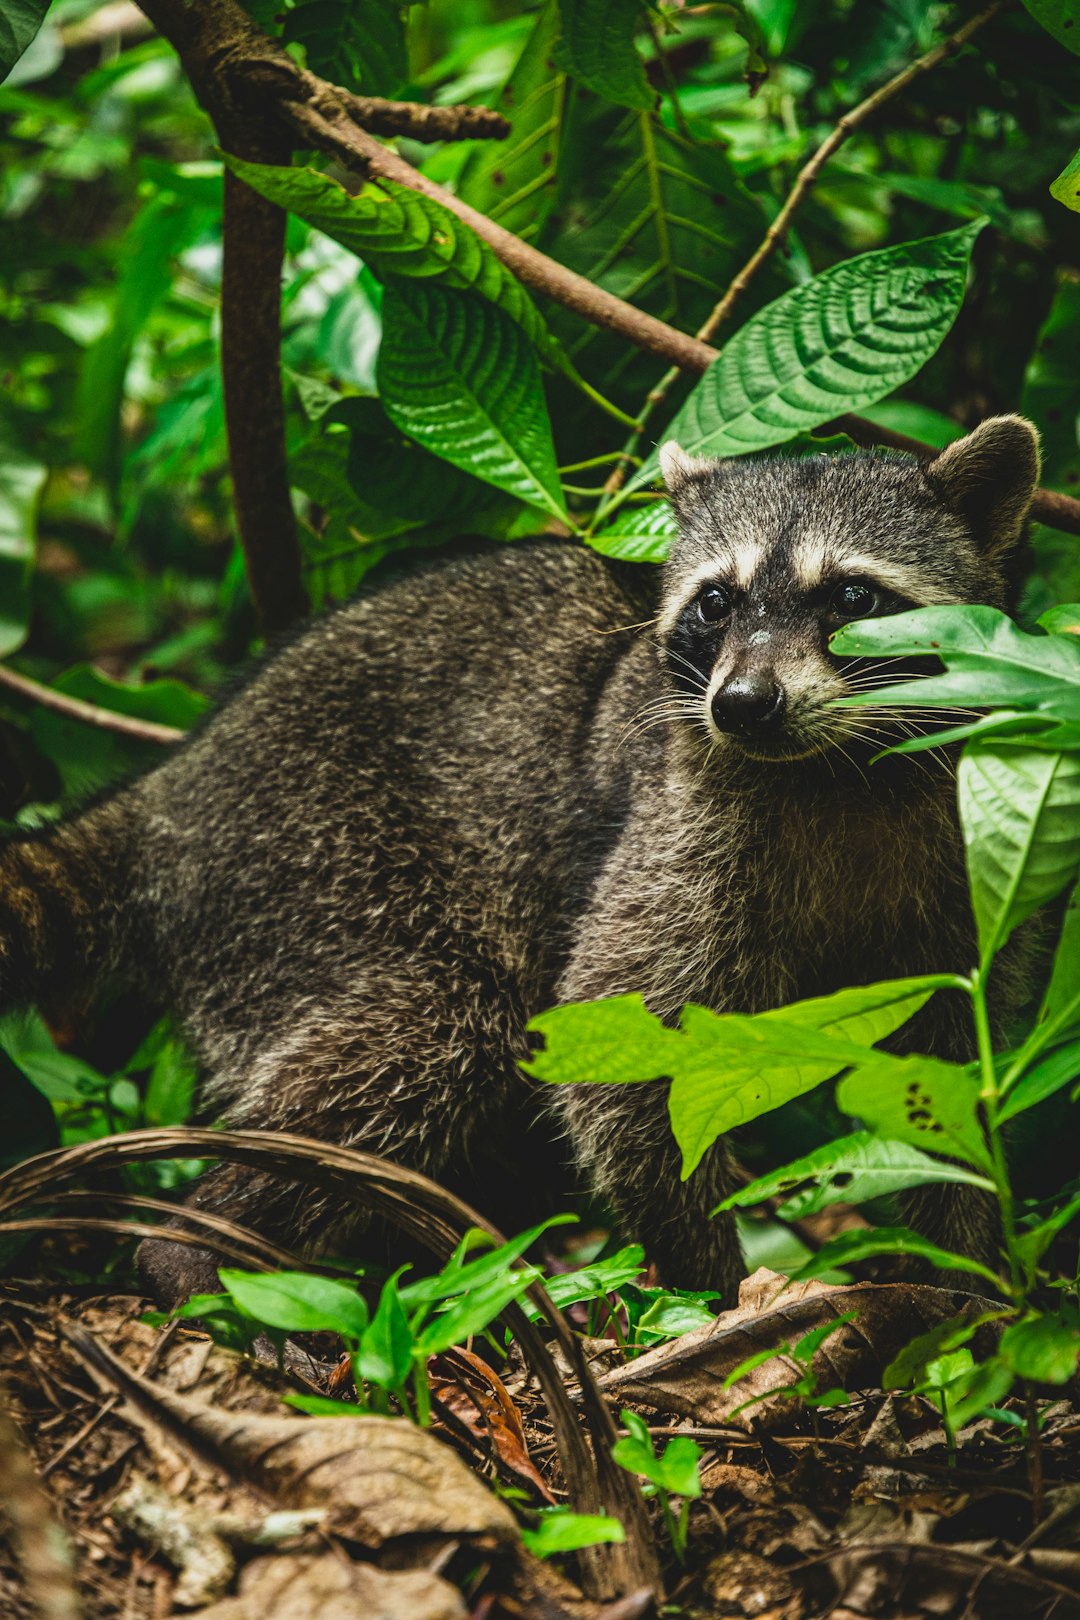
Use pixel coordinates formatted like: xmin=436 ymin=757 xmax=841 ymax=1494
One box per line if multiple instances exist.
xmin=1020 ymin=0 xmax=1080 ymax=56
xmin=457 ymin=0 xmax=567 ymax=243
xmin=225 ymin=159 xmax=552 ymax=356
xmin=717 ymin=1132 xmax=993 ymax=1220
xmin=555 ymin=0 xmax=654 ymax=109
xmin=282 ymin=0 xmax=407 ymax=95
xmin=1051 ymin=148 xmax=1080 ymax=213
xmin=959 ymin=745 xmax=1080 ymax=963
xmin=628 ymin=221 xmax=983 ymax=490
xmin=377 ymin=282 xmax=564 ymax=520
xmin=837 ymin=1055 xmax=992 ymax=1173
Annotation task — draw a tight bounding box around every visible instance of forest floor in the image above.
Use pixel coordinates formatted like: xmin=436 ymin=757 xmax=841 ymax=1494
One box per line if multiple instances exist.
xmin=4 ymin=1261 xmax=1080 ymax=1620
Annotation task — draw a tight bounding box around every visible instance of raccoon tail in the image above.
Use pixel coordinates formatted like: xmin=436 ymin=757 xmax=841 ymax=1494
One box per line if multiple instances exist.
xmin=0 ymin=798 xmax=134 ymax=1020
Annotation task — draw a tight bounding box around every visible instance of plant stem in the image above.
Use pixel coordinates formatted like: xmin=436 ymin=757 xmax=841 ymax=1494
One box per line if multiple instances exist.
xmin=1025 ymin=1385 xmax=1046 ymax=1521
xmin=970 ymin=968 xmax=1020 ymax=1297
xmin=411 ymin=1357 xmax=432 ymax=1427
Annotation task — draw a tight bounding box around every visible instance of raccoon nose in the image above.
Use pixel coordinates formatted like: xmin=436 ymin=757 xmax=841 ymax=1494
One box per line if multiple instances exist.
xmin=711 ymin=673 xmax=785 ymax=735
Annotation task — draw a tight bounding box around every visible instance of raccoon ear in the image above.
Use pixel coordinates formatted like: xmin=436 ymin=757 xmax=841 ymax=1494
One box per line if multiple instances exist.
xmin=924 ymin=415 xmax=1041 ymax=556
xmin=659 ymin=441 xmax=714 ymax=500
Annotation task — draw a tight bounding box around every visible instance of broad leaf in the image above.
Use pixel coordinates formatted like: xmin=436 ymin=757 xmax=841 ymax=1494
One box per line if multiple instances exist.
xmin=219 ymin=1269 xmax=370 ymax=1340
xmin=282 ymin=0 xmax=407 ymax=96
xmin=1040 ymin=879 xmax=1080 ymax=1030
xmin=528 ymin=977 xmax=944 ymax=1177
xmin=376 ymin=282 xmax=565 ymax=520
xmin=958 ymin=745 xmax=1080 ymax=962
xmin=786 ymin=1227 xmax=1002 ymax=1289
xmin=457 ymin=0 xmax=567 ymax=242
xmin=225 ymin=159 xmax=553 ymax=354
xmin=1020 ymin=0 xmax=1080 ymax=56
xmin=718 ymin=1132 xmax=993 ymax=1220
xmin=837 ymin=1055 xmax=992 ymax=1173
xmin=832 ymin=605 xmax=1080 ymax=751
xmin=628 ymin=221 xmax=983 ymax=490
xmin=555 ymin=0 xmax=654 ymax=109
xmin=0 ymin=0 xmax=49 ymax=80
xmin=1000 ymin=1312 xmax=1080 ymax=1383
xmin=997 ymin=1036 xmax=1080 ymax=1123
xmin=587 ymin=499 xmax=677 ymax=563
xmin=0 ymin=445 xmax=45 ymax=657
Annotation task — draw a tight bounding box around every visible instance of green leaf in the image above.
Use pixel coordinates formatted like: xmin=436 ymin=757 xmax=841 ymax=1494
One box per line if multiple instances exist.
xmin=997 ymin=1037 xmax=1080 ymax=1123
xmin=555 ymin=0 xmax=654 ymax=109
xmin=0 ymin=445 xmax=45 ymax=657
xmin=587 ymin=500 xmax=678 ymax=563
xmin=1019 ymin=0 xmax=1080 ymax=56
xmin=958 ymin=745 xmax=1080 ymax=963
xmin=401 ymin=1215 xmax=575 ymax=1310
xmin=633 ymin=1294 xmax=717 ymax=1342
xmin=30 ymin=666 xmax=208 ymax=798
xmin=457 ymin=1 xmax=567 ymax=242
xmin=718 ymin=1132 xmax=993 ymax=1220
xmin=786 ymin=1227 xmax=1002 ymax=1290
xmin=376 ymin=282 xmax=565 ymax=520
xmin=1040 ymin=879 xmax=1080 ymax=1030
xmin=282 ymin=0 xmax=407 ymax=96
xmin=414 ymin=1264 xmax=541 ymax=1354
xmin=882 ymin=1312 xmax=996 ymax=1390
xmin=831 ymin=605 xmax=1080 ymax=744
xmin=218 ymin=1269 xmax=371 ymax=1340
xmin=628 ymin=222 xmax=984 ymax=490
xmin=1014 ymin=1188 xmax=1080 ymax=1273
xmin=0 ymin=1012 xmax=108 ymax=1103
xmin=0 ymin=0 xmax=49 ymax=80
xmin=837 ymin=1055 xmax=992 ymax=1173
xmin=1000 ymin=1311 xmax=1080 ymax=1383
xmin=521 ymin=1508 xmax=626 ymax=1557
xmin=654 ymin=1434 xmax=703 ymax=1498
xmin=1051 ymin=148 xmax=1080 ymax=214
xmin=357 ymin=1274 xmax=413 ymax=1388
xmin=529 ymin=1244 xmax=646 ymax=1314
xmin=224 ymin=159 xmax=553 ymax=355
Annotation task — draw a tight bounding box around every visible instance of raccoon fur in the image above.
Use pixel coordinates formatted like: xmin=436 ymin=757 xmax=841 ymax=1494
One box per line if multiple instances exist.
xmin=0 ymin=415 xmax=1041 ymax=1305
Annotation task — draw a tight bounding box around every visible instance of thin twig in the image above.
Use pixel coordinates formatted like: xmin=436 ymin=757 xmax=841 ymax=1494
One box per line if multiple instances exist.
xmin=0 ymin=664 xmax=185 ymax=745
xmin=600 ymin=0 xmax=1009 ymax=501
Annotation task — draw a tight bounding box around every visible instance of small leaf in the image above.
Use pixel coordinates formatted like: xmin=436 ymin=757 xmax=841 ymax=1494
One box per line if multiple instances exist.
xmin=959 ymin=744 xmax=1080 ymax=963
xmin=521 ymin=1509 xmax=626 ymax=1557
xmin=786 ymin=1227 xmax=1002 ymax=1289
xmin=555 ymin=0 xmax=654 ymax=110
xmin=1050 ymin=149 xmax=1080 ymax=216
xmin=1000 ymin=1311 xmax=1080 ymax=1384
xmin=655 ymin=1434 xmax=703 ymax=1498
xmin=377 ymin=282 xmax=565 ymax=520
xmin=219 ymin=1269 xmax=370 ymax=1341
xmin=357 ymin=1274 xmax=413 ymax=1388
xmin=882 ymin=1312 xmax=996 ymax=1390
xmin=629 ymin=222 xmax=984 ymax=489
xmin=415 ymin=1266 xmax=541 ymax=1355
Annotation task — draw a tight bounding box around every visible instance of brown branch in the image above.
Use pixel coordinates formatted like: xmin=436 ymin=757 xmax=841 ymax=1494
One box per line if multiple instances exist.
xmin=305 ymin=77 xmax=510 ymax=142
xmin=0 ymin=665 xmax=184 ymax=745
xmin=136 ymin=0 xmax=1080 ymax=539
xmin=700 ymin=0 xmax=1010 ymax=342
xmin=600 ymin=0 xmax=1008 ymax=499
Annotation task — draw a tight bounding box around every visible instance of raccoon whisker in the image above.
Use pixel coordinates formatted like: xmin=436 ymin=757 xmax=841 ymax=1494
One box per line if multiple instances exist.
xmin=594 ymin=616 xmax=660 ymax=636
xmin=647 ymin=640 xmax=711 ymax=692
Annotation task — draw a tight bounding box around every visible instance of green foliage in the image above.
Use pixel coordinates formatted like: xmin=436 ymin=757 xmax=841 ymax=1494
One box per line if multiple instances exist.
xmin=0 ymin=0 xmax=49 ymax=79
xmin=0 ymin=445 xmax=44 ymax=656
xmin=280 ymin=0 xmax=408 ymax=97
xmin=1020 ymin=0 xmax=1080 ymax=57
xmin=554 ymin=0 xmax=653 ymax=110
xmin=612 ymin=1409 xmax=702 ymax=1560
xmin=521 ymin=1507 xmax=627 ymax=1557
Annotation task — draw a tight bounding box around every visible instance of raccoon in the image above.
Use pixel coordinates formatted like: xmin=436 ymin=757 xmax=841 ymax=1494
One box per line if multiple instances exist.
xmin=0 ymin=416 xmax=1040 ymax=1305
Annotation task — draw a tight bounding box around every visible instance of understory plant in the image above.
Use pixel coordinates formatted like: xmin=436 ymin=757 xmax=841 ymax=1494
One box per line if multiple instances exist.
xmin=529 ymin=603 xmax=1080 ymax=1465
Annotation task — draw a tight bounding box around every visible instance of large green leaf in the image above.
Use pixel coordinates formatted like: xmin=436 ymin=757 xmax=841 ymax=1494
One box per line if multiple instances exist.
xmin=545 ymin=102 xmax=770 ymax=412
xmin=718 ymin=1132 xmax=993 ymax=1220
xmin=528 ymin=977 xmax=944 ymax=1177
xmin=586 ymin=499 xmax=677 ymax=563
xmin=787 ymin=1227 xmax=1002 ymax=1289
xmin=1020 ymin=0 xmax=1080 ymax=56
xmin=225 ymin=158 xmax=552 ymax=355
xmin=376 ymin=282 xmax=565 ymax=520
xmin=837 ymin=1055 xmax=992 ymax=1173
xmin=0 ymin=445 xmax=45 ymax=658
xmin=457 ymin=0 xmax=567 ymax=243
xmin=958 ymin=745 xmax=1080 ymax=963
xmin=628 ymin=221 xmax=983 ymax=490
xmin=0 ymin=0 xmax=49 ymax=80
xmin=555 ymin=0 xmax=654 ymax=110
xmin=281 ymin=0 xmax=407 ymax=96
xmin=831 ymin=604 xmax=1080 ymax=752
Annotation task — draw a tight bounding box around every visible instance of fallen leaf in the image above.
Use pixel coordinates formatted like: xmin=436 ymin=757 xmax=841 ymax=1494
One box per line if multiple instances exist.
xmin=594 ymin=1269 xmax=998 ymax=1426
xmin=430 ymin=1345 xmax=554 ymax=1502
xmin=195 ymin=1552 xmax=468 ymax=1620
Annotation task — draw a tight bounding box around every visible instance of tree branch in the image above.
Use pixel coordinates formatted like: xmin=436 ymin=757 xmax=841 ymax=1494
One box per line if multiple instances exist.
xmin=0 ymin=665 xmax=184 ymax=745
xmin=303 ymin=78 xmax=510 ymax=142
xmin=135 ymin=0 xmax=1080 ymax=540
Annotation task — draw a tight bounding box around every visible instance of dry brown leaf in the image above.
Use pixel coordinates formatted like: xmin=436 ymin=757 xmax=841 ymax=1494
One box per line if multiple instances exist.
xmin=595 ymin=1268 xmax=997 ymax=1426
xmin=803 ymin=1541 xmax=1080 ymax=1619
xmin=65 ymin=1323 xmax=518 ymax=1548
xmin=430 ymin=1345 xmax=554 ymax=1502
xmin=194 ymin=1552 xmax=467 ymax=1620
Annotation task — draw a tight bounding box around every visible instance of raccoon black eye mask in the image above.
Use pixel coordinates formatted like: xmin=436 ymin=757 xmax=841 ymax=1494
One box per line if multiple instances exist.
xmin=0 ymin=417 xmax=1040 ymax=1306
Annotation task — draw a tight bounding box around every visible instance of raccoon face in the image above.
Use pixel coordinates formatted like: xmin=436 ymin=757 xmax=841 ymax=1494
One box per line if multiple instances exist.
xmin=656 ymin=417 xmax=1040 ymax=764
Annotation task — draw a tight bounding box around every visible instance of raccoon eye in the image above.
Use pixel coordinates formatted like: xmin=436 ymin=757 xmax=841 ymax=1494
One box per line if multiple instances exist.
xmin=830 ymin=580 xmax=878 ymax=620
xmin=697 ymin=585 xmax=731 ymax=623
